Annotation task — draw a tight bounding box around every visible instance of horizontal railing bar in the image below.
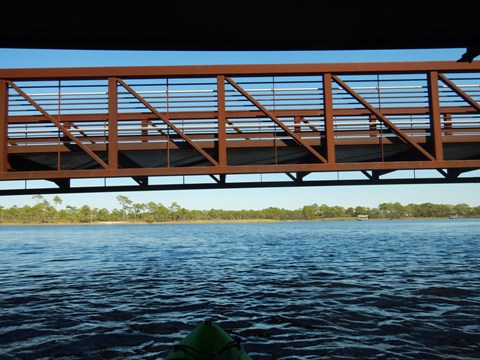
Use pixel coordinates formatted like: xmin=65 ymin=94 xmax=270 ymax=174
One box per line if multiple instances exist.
xmin=7 ymin=105 xmax=480 ymax=124
xmin=10 ymin=83 xmax=480 ymax=99
xmin=2 ymin=61 xmax=480 ymax=80
xmin=8 ymin=130 xmax=480 ymax=148
xmin=8 ymin=124 xmax=480 ymax=137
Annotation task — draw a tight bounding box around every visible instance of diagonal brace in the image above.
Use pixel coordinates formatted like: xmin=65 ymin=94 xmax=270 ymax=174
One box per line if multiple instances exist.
xmin=332 ymin=75 xmax=435 ymax=161
xmin=8 ymin=81 xmax=108 ymax=168
xmin=116 ymin=78 xmax=218 ymax=166
xmin=438 ymin=73 xmax=480 ymax=111
xmin=225 ymin=77 xmax=327 ymax=163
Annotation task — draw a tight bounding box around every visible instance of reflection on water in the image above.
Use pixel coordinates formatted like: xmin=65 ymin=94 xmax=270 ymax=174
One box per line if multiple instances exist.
xmin=0 ymin=220 xmax=479 ymax=359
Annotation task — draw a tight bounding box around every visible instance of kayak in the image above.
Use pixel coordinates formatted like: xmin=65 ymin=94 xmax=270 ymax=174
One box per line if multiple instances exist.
xmin=165 ymin=320 xmax=251 ymax=360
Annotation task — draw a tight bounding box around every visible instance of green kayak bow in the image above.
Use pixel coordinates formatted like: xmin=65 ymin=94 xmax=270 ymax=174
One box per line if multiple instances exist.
xmin=165 ymin=320 xmax=251 ymax=360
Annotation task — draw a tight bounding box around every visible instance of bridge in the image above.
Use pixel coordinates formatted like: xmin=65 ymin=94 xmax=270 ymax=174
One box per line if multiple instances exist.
xmin=0 ymin=61 xmax=479 ymax=195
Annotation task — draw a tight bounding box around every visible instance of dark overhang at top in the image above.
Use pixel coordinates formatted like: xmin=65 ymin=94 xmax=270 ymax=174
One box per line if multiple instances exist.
xmin=0 ymin=2 xmax=479 ymax=62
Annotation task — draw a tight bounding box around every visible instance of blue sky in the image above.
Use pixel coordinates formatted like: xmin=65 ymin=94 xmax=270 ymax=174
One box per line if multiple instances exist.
xmin=0 ymin=47 xmax=478 ymax=210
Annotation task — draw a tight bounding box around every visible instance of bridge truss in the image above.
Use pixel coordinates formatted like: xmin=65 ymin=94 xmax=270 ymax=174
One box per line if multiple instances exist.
xmin=0 ymin=61 xmax=479 ymax=195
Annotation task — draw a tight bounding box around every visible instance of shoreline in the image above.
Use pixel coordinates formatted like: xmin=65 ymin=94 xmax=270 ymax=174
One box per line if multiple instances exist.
xmin=0 ymin=217 xmax=471 ymax=226
xmin=0 ymin=219 xmax=280 ymax=226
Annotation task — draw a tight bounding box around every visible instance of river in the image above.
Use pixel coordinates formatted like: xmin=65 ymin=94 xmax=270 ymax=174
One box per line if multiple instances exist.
xmin=0 ymin=220 xmax=479 ymax=359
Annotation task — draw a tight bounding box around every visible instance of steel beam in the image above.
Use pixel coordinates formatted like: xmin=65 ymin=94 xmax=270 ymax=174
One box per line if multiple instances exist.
xmin=1 ymin=160 xmax=479 ymax=181
xmin=1 ymin=61 xmax=479 ymax=81
xmin=322 ymin=73 xmax=335 ymax=163
xmin=108 ymin=77 xmax=118 ymax=169
xmin=217 ymin=75 xmax=227 ymax=166
xmin=0 ymin=80 xmax=7 ymax=172
xmin=8 ymin=105 xmax=479 ymax=125
xmin=427 ymin=71 xmax=444 ymax=160
xmin=0 ymin=175 xmax=478 ymax=197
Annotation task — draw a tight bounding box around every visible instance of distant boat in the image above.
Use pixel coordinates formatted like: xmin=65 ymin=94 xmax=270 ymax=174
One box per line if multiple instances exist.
xmin=449 ymin=214 xmax=459 ymax=219
xmin=357 ymin=214 xmax=368 ymax=221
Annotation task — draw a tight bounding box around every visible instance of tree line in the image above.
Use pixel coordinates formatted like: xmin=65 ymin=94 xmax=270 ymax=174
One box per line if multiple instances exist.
xmin=0 ymin=194 xmax=479 ymax=224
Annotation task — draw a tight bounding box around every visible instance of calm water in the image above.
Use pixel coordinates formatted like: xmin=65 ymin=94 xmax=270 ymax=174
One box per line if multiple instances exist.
xmin=0 ymin=220 xmax=479 ymax=359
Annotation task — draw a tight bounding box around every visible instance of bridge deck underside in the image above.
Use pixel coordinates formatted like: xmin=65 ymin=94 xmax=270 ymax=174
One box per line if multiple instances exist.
xmin=8 ymin=132 xmax=480 ymax=169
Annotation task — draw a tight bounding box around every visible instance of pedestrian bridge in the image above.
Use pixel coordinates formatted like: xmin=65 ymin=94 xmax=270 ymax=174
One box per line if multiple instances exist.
xmin=0 ymin=61 xmax=479 ymax=195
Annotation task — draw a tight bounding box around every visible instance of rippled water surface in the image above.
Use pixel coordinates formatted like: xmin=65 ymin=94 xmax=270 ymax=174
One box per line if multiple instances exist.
xmin=1 ymin=220 xmax=479 ymax=359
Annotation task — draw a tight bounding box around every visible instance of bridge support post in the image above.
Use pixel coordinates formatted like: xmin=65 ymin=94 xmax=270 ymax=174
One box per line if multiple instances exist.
xmin=217 ymin=75 xmax=227 ymax=166
xmin=427 ymin=71 xmax=444 ymax=160
xmin=108 ymin=77 xmax=118 ymax=169
xmin=0 ymin=80 xmax=7 ymax=172
xmin=322 ymin=73 xmax=335 ymax=163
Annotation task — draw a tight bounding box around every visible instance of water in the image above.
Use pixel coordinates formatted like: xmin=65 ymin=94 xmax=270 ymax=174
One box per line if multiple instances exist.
xmin=0 ymin=220 xmax=479 ymax=359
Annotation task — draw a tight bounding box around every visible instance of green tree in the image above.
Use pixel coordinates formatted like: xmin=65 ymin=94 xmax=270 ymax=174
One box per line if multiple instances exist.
xmin=110 ymin=208 xmax=123 ymax=221
xmin=96 ymin=208 xmax=111 ymax=222
xmin=117 ymin=195 xmax=133 ymax=221
xmin=169 ymin=202 xmax=181 ymax=221
xmin=379 ymin=202 xmax=406 ymax=219
xmin=65 ymin=205 xmax=79 ymax=222
xmin=330 ymin=205 xmax=346 ymax=218
xmin=31 ymin=195 xmax=52 ymax=222
xmin=51 ymin=195 xmax=62 ymax=221
xmin=316 ymin=204 xmax=331 ymax=219
xmin=132 ymin=202 xmax=146 ymax=221
xmin=53 ymin=195 xmax=62 ymax=210
xmin=146 ymin=201 xmax=169 ymax=222
xmin=471 ymin=206 xmax=480 ymax=217
xmin=32 ymin=194 xmax=44 ymax=204
xmin=452 ymin=203 xmax=470 ymax=217
xmin=9 ymin=205 xmax=21 ymax=222
xmin=302 ymin=204 xmax=318 ymax=220
xmin=78 ymin=205 xmax=93 ymax=223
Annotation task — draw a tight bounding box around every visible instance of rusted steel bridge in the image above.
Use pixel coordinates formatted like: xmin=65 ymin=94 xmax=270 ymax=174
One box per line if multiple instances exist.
xmin=0 ymin=61 xmax=479 ymax=195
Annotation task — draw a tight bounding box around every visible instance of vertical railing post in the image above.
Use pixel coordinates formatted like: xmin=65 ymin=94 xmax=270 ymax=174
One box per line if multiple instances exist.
xmin=444 ymin=113 xmax=452 ymax=136
xmin=322 ymin=73 xmax=335 ymax=163
xmin=294 ymin=116 xmax=301 ymax=133
xmin=217 ymin=75 xmax=227 ymax=166
xmin=369 ymin=114 xmax=377 ymax=138
xmin=108 ymin=77 xmax=118 ymax=170
xmin=141 ymin=119 xmax=148 ymax=142
xmin=0 ymin=80 xmax=8 ymax=172
xmin=427 ymin=71 xmax=443 ymax=161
